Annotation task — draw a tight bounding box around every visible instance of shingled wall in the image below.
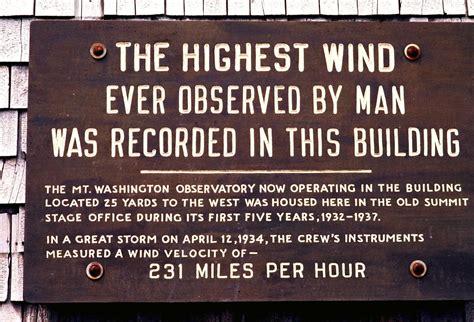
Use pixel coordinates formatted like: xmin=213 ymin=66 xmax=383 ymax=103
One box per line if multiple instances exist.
xmin=0 ymin=0 xmax=472 ymax=321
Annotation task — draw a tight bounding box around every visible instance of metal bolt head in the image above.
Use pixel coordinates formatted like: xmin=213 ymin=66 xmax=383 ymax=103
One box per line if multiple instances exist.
xmin=404 ymin=44 xmax=421 ymax=61
xmin=90 ymin=43 xmax=107 ymax=60
xmin=86 ymin=262 xmax=104 ymax=280
xmin=409 ymin=260 xmax=427 ymax=278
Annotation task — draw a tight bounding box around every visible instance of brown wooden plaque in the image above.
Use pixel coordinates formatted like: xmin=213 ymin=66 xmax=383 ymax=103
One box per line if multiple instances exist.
xmin=25 ymin=21 xmax=473 ymax=302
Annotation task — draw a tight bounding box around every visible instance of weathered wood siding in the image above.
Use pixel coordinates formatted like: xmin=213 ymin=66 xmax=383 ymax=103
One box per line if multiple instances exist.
xmin=0 ymin=0 xmax=472 ymax=321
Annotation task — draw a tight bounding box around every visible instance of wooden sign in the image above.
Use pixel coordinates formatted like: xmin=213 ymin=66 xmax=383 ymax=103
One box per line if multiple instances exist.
xmin=25 ymin=21 xmax=473 ymax=302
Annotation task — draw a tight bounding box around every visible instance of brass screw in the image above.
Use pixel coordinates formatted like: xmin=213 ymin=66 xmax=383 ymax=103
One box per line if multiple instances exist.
xmin=90 ymin=43 xmax=107 ymax=60
xmin=86 ymin=262 xmax=104 ymax=280
xmin=409 ymin=260 xmax=427 ymax=278
xmin=404 ymin=44 xmax=421 ymax=61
